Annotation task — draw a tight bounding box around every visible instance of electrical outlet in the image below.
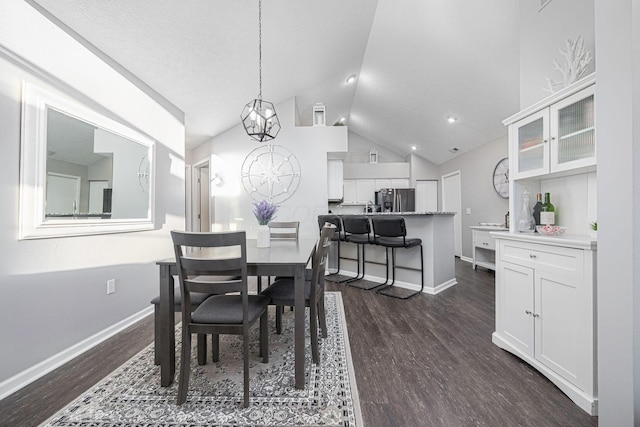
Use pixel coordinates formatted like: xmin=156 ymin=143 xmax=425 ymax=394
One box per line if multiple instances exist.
xmin=106 ymin=279 xmax=116 ymax=294
xmin=466 ymin=208 xmax=471 ymax=214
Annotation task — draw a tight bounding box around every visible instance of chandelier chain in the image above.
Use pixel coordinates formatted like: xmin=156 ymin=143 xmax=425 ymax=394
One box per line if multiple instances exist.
xmin=258 ymin=0 xmax=262 ymax=100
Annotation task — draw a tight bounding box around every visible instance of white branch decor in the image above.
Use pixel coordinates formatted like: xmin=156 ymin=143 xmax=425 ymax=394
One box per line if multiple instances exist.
xmin=544 ymin=35 xmax=592 ymax=93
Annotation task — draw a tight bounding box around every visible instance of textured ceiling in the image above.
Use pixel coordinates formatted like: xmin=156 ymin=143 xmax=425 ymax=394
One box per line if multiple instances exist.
xmin=30 ymin=0 xmax=520 ymax=165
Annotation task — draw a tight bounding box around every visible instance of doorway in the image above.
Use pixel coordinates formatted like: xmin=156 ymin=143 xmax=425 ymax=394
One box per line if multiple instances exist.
xmin=442 ymin=171 xmax=462 ymax=257
xmin=192 ymin=160 xmax=211 ymax=232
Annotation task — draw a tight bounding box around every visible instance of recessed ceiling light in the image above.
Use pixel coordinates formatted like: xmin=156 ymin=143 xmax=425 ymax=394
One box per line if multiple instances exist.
xmin=447 ymin=116 xmax=457 ymax=123
xmin=346 ymin=74 xmax=357 ymax=84
xmin=411 ymin=145 xmax=417 ymax=151
xmin=339 ymin=116 xmax=347 ymax=123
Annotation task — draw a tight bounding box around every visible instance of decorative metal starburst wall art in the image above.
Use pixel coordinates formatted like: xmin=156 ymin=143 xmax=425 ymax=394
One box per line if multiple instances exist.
xmin=241 ymin=144 xmax=301 ymax=203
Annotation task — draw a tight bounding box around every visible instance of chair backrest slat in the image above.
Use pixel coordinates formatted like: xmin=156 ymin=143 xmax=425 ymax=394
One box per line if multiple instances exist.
xmin=268 ymin=221 xmax=300 ymax=240
xmin=310 ymin=223 xmax=336 ymax=291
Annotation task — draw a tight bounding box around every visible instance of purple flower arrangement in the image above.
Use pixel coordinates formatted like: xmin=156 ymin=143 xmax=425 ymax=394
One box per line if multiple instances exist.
xmin=252 ymin=200 xmax=278 ymax=225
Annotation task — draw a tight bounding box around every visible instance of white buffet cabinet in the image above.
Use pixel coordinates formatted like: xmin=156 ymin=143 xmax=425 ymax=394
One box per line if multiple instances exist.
xmin=470 ymin=225 xmax=508 ymax=271
xmin=492 ymin=232 xmax=597 ymax=415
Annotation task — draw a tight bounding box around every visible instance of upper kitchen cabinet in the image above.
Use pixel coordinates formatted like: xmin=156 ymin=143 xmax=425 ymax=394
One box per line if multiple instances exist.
xmin=504 ymin=74 xmax=595 ymax=181
xmin=327 ymin=159 xmax=344 ymax=202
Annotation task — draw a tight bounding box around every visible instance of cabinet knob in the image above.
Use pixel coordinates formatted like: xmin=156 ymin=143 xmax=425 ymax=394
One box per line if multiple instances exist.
xmin=529 ymin=254 xmax=537 ymax=259
xmin=543 ymin=139 xmax=548 ymax=143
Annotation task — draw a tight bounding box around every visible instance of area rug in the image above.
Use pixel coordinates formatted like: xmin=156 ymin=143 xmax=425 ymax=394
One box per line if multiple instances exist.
xmin=41 ymin=292 xmax=361 ymax=426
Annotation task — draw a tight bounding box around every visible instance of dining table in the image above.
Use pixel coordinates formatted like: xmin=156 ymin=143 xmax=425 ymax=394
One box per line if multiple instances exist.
xmin=156 ymin=237 xmax=317 ymax=390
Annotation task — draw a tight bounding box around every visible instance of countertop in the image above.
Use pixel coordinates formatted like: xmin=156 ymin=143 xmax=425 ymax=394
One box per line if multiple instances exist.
xmin=337 ymin=211 xmax=456 ymax=216
xmin=470 ymin=225 xmax=508 ymax=231
xmin=490 ymin=231 xmax=597 ymax=250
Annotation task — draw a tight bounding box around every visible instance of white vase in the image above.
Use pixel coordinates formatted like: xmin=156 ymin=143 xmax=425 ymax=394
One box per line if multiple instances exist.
xmin=256 ymin=225 xmax=271 ymax=248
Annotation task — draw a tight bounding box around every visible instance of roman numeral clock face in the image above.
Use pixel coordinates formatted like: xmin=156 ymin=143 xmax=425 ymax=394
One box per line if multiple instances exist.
xmin=241 ymin=144 xmax=301 ymax=203
xmin=493 ymin=157 xmax=509 ymax=199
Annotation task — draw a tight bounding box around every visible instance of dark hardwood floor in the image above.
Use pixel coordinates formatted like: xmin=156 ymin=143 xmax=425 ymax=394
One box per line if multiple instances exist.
xmin=0 ymin=259 xmax=597 ymax=426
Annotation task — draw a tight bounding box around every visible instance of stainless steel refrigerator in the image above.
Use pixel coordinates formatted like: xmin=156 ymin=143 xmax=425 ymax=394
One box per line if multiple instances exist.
xmin=376 ymin=188 xmax=415 ymax=212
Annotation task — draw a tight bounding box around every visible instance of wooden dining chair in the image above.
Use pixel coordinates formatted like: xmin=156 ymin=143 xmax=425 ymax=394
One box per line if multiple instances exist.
xmin=260 ymin=223 xmax=336 ymax=364
xmin=171 ymin=230 xmax=270 ymax=407
xmin=258 ymin=221 xmax=301 ymax=290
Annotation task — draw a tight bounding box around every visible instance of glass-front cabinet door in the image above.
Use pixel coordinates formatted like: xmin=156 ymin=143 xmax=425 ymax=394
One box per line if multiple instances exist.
xmin=510 ymin=83 xmax=595 ymax=180
xmin=511 ymin=109 xmax=550 ymax=179
xmin=550 ymin=85 xmax=596 ymax=173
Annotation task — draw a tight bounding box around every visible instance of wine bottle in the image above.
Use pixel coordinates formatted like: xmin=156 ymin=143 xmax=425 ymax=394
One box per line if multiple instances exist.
xmin=533 ymin=193 xmax=543 ymax=226
xmin=540 ymin=192 xmax=555 ymax=225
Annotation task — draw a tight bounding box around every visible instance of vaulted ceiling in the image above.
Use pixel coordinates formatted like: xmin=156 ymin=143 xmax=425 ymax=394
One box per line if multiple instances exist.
xmin=30 ymin=0 xmax=520 ymax=165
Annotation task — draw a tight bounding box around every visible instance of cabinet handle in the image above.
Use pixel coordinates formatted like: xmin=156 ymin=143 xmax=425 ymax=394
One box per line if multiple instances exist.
xmin=533 ymin=313 xmax=540 ymax=318
xmin=529 ymin=254 xmax=537 ymax=259
xmin=525 ymin=310 xmax=532 ymax=315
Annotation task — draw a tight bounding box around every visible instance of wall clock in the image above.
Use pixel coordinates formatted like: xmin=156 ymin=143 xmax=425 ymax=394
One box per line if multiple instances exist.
xmin=138 ymin=153 xmax=150 ymax=195
xmin=241 ymin=144 xmax=301 ymax=203
xmin=492 ymin=157 xmax=509 ymax=199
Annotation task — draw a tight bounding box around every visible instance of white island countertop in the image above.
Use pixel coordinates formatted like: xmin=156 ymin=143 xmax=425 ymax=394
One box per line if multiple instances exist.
xmin=490 ymin=231 xmax=597 ymax=250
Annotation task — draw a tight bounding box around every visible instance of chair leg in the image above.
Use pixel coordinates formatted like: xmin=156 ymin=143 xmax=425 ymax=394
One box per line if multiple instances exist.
xmin=310 ymin=300 xmax=320 ymax=364
xmin=212 ymin=334 xmax=220 ymax=362
xmin=177 ymin=330 xmax=191 ymax=405
xmin=197 ymin=334 xmax=207 ymax=365
xmin=260 ymin=311 xmax=269 ymax=363
xmin=243 ymin=328 xmax=250 ymax=408
xmin=153 ymin=305 xmax=160 ymax=365
xmin=275 ymin=305 xmax=283 ymax=334
xmin=377 ymin=245 xmax=424 ymax=299
xmin=318 ymin=292 xmax=328 ymax=339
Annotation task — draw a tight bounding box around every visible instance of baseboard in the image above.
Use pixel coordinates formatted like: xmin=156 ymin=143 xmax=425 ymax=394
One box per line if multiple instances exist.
xmin=460 ymin=256 xmax=473 ymax=264
xmin=0 ymin=306 xmax=153 ymax=401
xmin=360 ymin=274 xmax=457 ymax=295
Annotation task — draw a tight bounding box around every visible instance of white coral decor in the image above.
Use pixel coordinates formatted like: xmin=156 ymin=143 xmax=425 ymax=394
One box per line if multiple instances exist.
xmin=544 ymin=35 xmax=592 ymax=93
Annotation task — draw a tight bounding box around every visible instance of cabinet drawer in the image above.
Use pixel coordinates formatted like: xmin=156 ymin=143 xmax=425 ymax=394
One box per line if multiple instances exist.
xmin=473 ymin=230 xmax=496 ymax=250
xmin=500 ymin=240 xmax=583 ymax=278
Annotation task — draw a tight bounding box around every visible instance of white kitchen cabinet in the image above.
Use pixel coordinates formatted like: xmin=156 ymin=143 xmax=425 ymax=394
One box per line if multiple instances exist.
xmin=391 ymin=178 xmax=410 ymax=188
xmin=470 ymin=226 xmax=507 ymax=271
xmin=342 ymin=179 xmax=356 ymax=203
xmin=342 ymin=179 xmax=375 ymax=204
xmin=493 ymin=233 xmax=597 ymax=415
xmin=374 ymin=179 xmax=391 ymax=190
xmin=505 ymin=74 xmax=595 ymax=180
xmin=355 ymin=179 xmax=375 ymax=203
xmin=327 ymin=159 xmax=344 ymax=201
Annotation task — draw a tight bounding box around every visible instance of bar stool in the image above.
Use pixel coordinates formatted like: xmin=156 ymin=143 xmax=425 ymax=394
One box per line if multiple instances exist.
xmin=341 ymin=215 xmax=379 ymax=290
xmin=371 ymin=216 xmax=424 ymax=299
xmin=317 ymin=214 xmax=345 ymax=277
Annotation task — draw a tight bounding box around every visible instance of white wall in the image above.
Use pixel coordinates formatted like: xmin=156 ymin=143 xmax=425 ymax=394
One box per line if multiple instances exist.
xmin=344 ymin=131 xmax=405 ymax=163
xmin=594 ymin=0 xmax=639 ymax=424
xmin=519 ymin=0 xmax=596 ymax=108
xmin=437 ymin=135 xmax=510 ymax=260
xmin=188 ymin=97 xmax=348 ymax=239
xmin=0 ymin=0 xmax=185 ymax=394
xmin=410 ymin=153 xmax=439 ymax=186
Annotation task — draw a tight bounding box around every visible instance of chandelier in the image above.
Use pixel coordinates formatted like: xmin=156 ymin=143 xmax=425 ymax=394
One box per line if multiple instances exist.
xmin=241 ymin=0 xmax=280 ymax=142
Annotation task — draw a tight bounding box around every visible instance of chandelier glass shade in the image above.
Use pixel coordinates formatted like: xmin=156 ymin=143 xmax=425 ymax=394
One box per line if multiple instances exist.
xmin=241 ymin=0 xmax=280 ymax=142
xmin=241 ymin=99 xmax=280 ymax=142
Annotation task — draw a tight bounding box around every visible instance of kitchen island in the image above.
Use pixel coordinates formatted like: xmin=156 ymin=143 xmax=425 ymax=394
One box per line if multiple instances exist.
xmin=335 ymin=212 xmax=456 ymax=294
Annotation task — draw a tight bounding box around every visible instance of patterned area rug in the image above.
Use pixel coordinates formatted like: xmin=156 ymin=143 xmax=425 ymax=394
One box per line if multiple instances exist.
xmin=42 ymin=292 xmax=361 ymax=426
